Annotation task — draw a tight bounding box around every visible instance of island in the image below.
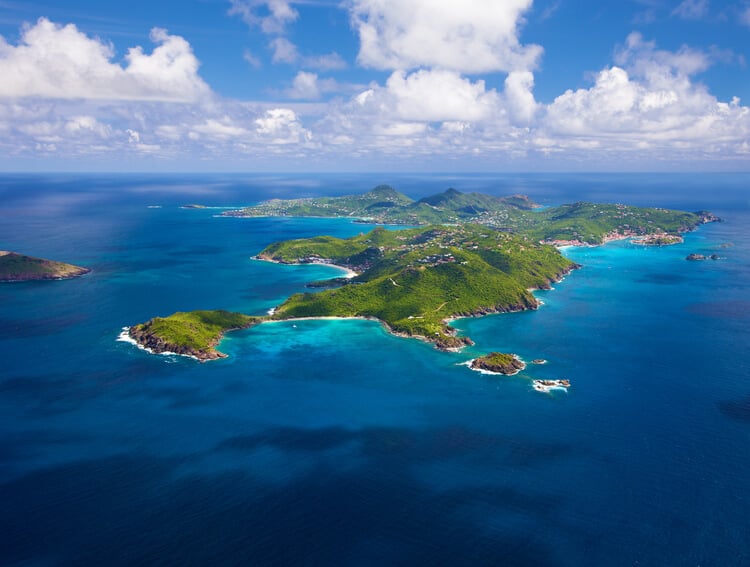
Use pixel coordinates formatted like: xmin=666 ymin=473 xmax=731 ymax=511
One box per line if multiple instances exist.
xmin=125 ymin=185 xmax=720 ymax=361
xmin=631 ymin=233 xmax=684 ymax=246
xmin=469 ymin=353 xmax=526 ymax=375
xmin=127 ymin=310 xmax=261 ymax=361
xmin=0 ymin=251 xmax=90 ymax=282
xmin=260 ymin=224 xmax=577 ymax=350
xmin=223 ymin=185 xmax=716 ymax=246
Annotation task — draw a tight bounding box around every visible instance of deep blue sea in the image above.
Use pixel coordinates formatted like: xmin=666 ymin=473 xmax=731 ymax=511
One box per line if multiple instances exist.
xmin=1 ymin=173 xmax=748 ymax=566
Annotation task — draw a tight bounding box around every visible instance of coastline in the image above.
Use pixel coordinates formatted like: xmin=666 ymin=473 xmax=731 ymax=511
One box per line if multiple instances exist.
xmin=253 ymin=255 xmax=359 ymax=279
xmin=117 ymin=327 xmax=201 ymax=362
xmin=462 ymin=357 xmax=526 ymax=376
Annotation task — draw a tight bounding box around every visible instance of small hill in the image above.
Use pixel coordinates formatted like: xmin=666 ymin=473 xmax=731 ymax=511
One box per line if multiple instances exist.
xmin=0 ymin=251 xmax=90 ymax=282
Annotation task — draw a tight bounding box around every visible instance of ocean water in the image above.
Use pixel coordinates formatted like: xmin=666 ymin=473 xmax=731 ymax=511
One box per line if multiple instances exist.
xmin=0 ymin=173 xmax=748 ymax=566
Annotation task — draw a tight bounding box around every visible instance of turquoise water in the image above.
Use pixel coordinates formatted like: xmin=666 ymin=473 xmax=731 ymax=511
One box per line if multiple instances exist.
xmin=0 ymin=173 xmax=748 ymax=565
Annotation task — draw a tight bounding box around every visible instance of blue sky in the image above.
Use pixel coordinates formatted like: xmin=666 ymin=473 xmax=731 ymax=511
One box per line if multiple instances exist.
xmin=0 ymin=0 xmax=748 ymax=171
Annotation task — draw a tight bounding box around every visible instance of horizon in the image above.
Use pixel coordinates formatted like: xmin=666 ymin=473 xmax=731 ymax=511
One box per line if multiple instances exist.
xmin=1 ymin=1 xmax=749 ymax=173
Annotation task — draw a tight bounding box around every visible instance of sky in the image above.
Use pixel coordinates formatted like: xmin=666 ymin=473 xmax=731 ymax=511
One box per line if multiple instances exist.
xmin=0 ymin=0 xmax=748 ymax=172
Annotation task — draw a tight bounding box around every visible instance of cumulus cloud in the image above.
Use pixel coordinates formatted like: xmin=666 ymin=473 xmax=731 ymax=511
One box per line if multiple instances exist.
xmin=0 ymin=18 xmax=210 ymax=102
xmin=228 ymin=0 xmax=298 ymax=34
xmin=542 ymin=34 xmax=750 ymax=156
xmin=287 ymin=71 xmax=322 ymax=99
xmin=504 ymin=71 xmax=538 ymax=125
xmin=255 ymin=108 xmax=312 ymax=143
xmin=348 ymin=0 xmax=542 ymax=73
xmin=270 ymin=37 xmax=299 ymax=64
xmin=368 ymin=69 xmax=502 ymax=122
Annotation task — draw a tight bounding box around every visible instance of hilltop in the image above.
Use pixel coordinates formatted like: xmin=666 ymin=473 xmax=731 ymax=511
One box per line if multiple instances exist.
xmin=260 ymin=224 xmax=577 ymax=349
xmin=0 ymin=251 xmax=90 ymax=282
xmin=223 ymin=186 xmax=714 ymax=245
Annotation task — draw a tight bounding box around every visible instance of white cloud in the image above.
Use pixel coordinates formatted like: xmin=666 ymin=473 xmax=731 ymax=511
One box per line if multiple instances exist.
xmin=672 ymin=0 xmax=709 ymax=20
xmin=304 ymin=52 xmax=347 ymax=71
xmin=0 ymin=18 xmax=210 ymax=102
xmin=377 ymin=69 xmax=501 ymax=122
xmin=229 ymin=0 xmax=298 ymax=34
xmin=616 ymin=32 xmax=711 ymax=79
xmin=255 ymin=108 xmax=312 ymax=143
xmin=504 ymin=71 xmax=538 ymax=125
xmin=192 ymin=118 xmax=249 ymax=139
xmin=270 ymin=37 xmax=299 ymax=64
xmin=542 ymin=35 xmax=750 ymax=156
xmin=348 ymin=0 xmax=542 ymax=73
xmin=287 ymin=71 xmax=321 ymax=99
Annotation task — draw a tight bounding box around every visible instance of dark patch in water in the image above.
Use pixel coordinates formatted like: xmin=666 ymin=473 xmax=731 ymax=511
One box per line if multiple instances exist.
xmin=1 ymin=362 xmax=173 ymax=415
xmin=0 ymin=454 xmax=561 ymax=566
xmin=217 ymin=425 xmax=576 ymax=468
xmin=636 ymin=272 xmax=688 ymax=285
xmin=686 ymin=300 xmax=750 ymax=320
xmin=718 ymin=396 xmax=750 ymax=423
xmin=0 ymin=314 xmax=87 ymax=339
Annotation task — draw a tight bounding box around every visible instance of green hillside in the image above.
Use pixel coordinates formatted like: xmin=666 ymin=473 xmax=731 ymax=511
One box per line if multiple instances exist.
xmin=224 ymin=186 xmax=712 ymax=244
xmin=129 ymin=310 xmax=260 ymax=361
xmin=267 ymin=225 xmax=576 ymax=349
xmin=0 ymin=251 xmax=90 ymax=282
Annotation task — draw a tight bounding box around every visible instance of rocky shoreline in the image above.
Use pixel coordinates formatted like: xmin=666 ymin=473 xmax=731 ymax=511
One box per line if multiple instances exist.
xmin=469 ymin=353 xmax=526 ymax=375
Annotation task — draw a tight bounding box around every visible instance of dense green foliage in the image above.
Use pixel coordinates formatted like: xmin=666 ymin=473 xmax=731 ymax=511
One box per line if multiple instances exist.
xmin=131 ymin=310 xmax=259 ymax=356
xmin=229 ymin=186 xmax=709 ymax=245
xmin=0 ymin=251 xmax=90 ymax=281
xmin=268 ymin=225 xmax=576 ymax=348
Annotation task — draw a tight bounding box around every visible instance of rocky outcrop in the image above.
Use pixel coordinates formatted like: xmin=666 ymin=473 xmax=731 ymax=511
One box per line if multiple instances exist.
xmin=686 ymin=253 xmax=720 ymax=261
xmin=128 ymin=325 xmax=227 ymax=361
xmin=470 ymin=353 xmax=526 ymax=375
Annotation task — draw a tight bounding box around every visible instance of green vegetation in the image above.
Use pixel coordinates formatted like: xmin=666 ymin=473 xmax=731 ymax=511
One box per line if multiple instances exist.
xmin=0 ymin=251 xmax=90 ymax=282
xmin=523 ymin=202 xmax=704 ymax=244
xmin=225 ymin=185 xmax=537 ymax=227
xmin=470 ymin=352 xmax=526 ymax=375
xmin=127 ymin=186 xmax=719 ymax=359
xmin=129 ymin=310 xmax=260 ymax=361
xmin=228 ymin=186 xmax=712 ymax=245
xmin=224 ymin=185 xmax=414 ymax=220
xmin=266 ymin=225 xmax=576 ymax=349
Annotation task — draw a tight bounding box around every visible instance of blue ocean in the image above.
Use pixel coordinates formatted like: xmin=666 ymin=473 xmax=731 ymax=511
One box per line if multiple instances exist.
xmin=1 ymin=173 xmax=748 ymax=566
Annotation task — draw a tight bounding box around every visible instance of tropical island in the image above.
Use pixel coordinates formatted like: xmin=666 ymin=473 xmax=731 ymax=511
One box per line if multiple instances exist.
xmin=469 ymin=353 xmax=526 ymax=375
xmin=126 ymin=311 xmax=261 ymax=361
xmin=0 ymin=251 xmax=90 ymax=282
xmin=128 ymin=185 xmax=719 ymax=361
xmin=222 ymin=185 xmax=716 ymax=246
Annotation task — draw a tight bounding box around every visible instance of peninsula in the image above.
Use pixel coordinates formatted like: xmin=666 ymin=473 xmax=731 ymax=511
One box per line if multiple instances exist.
xmin=127 ymin=185 xmax=719 ymax=360
xmin=0 ymin=251 xmax=90 ymax=282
